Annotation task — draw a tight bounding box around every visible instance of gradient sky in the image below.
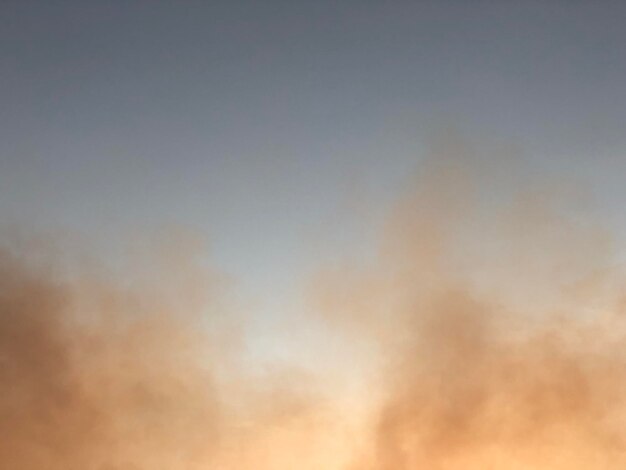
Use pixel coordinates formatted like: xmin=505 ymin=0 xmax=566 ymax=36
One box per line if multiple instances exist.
xmin=2 ymin=1 xmax=626 ymax=371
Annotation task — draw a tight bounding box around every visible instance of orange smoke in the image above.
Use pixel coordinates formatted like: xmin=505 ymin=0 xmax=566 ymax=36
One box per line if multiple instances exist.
xmin=3 ymin=136 xmax=626 ymax=469
xmin=314 ymin=135 xmax=626 ymax=469
xmin=0 ymin=234 xmax=355 ymax=470
xmin=0 ymin=238 xmax=225 ymax=470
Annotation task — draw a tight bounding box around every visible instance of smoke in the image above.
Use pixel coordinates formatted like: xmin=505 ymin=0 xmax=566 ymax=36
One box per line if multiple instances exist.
xmin=0 ymin=232 xmax=356 ymax=470
xmin=0 ymin=234 xmax=228 ymax=470
xmin=3 ymin=135 xmax=626 ymax=469
xmin=313 ymin=135 xmax=626 ymax=469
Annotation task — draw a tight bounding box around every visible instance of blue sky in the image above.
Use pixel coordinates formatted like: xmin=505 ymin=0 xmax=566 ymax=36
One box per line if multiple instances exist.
xmin=1 ymin=1 xmax=625 ymax=371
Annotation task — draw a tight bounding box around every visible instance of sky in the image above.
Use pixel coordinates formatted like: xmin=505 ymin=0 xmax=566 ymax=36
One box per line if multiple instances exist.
xmin=1 ymin=0 xmax=626 ymax=380
xmin=3 ymin=2 xmax=626 ymax=469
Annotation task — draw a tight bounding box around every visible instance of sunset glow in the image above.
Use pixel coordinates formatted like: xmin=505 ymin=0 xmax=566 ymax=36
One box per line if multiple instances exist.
xmin=1 ymin=2 xmax=625 ymax=469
